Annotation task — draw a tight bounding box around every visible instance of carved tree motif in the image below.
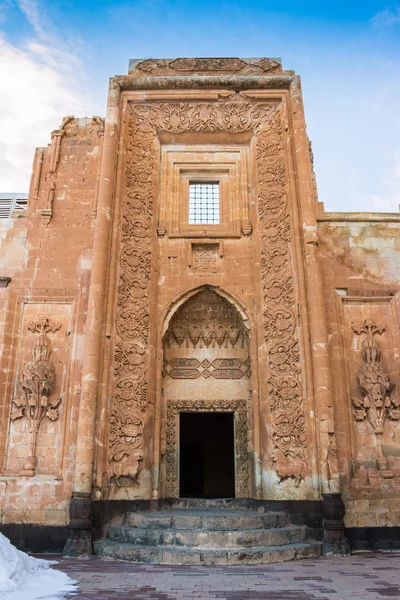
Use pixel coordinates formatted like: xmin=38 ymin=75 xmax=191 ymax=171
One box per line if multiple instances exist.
xmin=110 ymin=99 xmax=307 ymax=488
xmin=10 ymin=316 xmax=62 ymax=476
xmin=256 ymin=110 xmax=307 ymax=482
xmin=352 ymin=318 xmax=399 ymax=470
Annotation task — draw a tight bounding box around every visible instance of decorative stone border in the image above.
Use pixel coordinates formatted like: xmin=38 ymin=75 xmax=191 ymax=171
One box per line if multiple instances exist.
xmin=165 ymin=398 xmax=249 ymax=498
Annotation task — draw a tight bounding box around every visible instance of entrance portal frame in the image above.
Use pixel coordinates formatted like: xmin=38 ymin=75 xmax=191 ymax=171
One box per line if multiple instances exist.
xmin=165 ymin=398 xmax=249 ymax=498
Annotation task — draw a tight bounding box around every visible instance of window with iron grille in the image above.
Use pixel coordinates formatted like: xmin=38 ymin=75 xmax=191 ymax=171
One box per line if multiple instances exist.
xmin=188 ymin=182 xmax=220 ymax=225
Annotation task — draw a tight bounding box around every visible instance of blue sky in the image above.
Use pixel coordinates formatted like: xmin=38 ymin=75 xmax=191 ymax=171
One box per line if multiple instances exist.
xmin=1 ymin=0 xmax=400 ymax=211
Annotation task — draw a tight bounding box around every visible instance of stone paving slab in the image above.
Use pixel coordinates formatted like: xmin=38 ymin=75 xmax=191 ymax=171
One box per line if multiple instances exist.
xmin=38 ymin=552 xmax=400 ymax=600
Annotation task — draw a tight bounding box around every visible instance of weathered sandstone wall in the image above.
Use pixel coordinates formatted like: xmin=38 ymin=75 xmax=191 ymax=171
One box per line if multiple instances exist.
xmin=0 ymin=117 xmax=103 ymax=525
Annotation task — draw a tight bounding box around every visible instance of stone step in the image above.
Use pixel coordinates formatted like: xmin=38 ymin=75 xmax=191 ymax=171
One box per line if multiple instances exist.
xmin=155 ymin=498 xmax=256 ymax=510
xmin=125 ymin=510 xmax=289 ymax=530
xmin=94 ymin=540 xmax=322 ymax=565
xmin=109 ymin=524 xmax=306 ymax=548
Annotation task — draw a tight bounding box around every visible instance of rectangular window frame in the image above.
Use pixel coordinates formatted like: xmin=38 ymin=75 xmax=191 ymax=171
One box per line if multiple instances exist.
xmin=158 ymin=146 xmax=251 ymax=239
xmin=180 ymin=170 xmax=229 ymax=235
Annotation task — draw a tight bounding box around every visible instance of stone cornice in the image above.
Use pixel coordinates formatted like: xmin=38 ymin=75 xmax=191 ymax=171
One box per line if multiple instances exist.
xmin=112 ymin=74 xmax=296 ymax=91
xmin=318 ymin=212 xmax=400 ymax=223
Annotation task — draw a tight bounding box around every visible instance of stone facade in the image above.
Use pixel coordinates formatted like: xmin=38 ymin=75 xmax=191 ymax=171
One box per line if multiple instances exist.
xmin=0 ymin=58 xmax=399 ymax=547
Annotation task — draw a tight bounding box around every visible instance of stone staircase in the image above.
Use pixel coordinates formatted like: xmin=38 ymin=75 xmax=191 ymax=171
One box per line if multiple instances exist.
xmin=94 ymin=499 xmax=322 ymax=565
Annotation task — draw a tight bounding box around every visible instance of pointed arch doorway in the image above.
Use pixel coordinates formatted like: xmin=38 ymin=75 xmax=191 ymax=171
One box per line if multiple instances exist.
xmin=161 ymin=288 xmax=251 ymax=498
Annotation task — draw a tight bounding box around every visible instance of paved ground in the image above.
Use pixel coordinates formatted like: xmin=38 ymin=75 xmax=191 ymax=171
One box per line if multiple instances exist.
xmin=43 ymin=553 xmax=400 ymax=600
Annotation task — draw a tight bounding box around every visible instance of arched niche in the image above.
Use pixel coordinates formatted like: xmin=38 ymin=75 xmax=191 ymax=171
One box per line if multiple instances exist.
xmin=161 ymin=287 xmax=251 ymax=498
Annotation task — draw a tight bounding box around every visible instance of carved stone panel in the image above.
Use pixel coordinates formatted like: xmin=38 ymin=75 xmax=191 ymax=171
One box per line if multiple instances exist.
xmin=256 ymin=109 xmax=307 ymax=482
xmin=163 ymin=357 xmax=250 ymax=379
xmin=192 ymin=244 xmax=219 ymax=274
xmin=351 ymin=317 xmax=399 ymax=471
xmin=10 ymin=316 xmax=62 ymax=476
xmin=130 ymin=101 xmax=276 ymax=134
xmin=165 ymin=398 xmax=249 ymax=498
xmin=6 ymin=303 xmax=71 ymax=477
xmin=107 ymin=111 xmax=155 ymax=486
xmin=130 ymin=57 xmax=282 ymax=77
xmin=341 ymin=297 xmax=400 ymax=479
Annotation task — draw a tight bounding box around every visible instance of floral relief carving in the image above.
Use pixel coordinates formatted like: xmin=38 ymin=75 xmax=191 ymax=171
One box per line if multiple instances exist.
xmin=351 ymin=318 xmax=399 ymax=470
xmin=130 ymin=102 xmax=276 ymax=134
xmin=256 ymin=109 xmax=307 ymax=485
xmin=165 ymin=398 xmax=248 ymax=498
xmin=10 ymin=316 xmax=62 ymax=476
xmin=107 ymin=111 xmax=156 ymax=485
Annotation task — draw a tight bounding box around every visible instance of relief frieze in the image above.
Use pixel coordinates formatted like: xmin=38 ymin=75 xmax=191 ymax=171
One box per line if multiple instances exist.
xmin=163 ymin=357 xmax=251 ymax=379
xmin=133 ymin=57 xmax=282 ymax=76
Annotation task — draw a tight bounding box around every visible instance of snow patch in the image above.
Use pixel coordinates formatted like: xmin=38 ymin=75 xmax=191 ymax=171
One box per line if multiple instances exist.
xmin=0 ymin=532 xmax=77 ymax=600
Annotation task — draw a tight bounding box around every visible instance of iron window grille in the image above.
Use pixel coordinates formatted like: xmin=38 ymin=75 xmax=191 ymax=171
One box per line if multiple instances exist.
xmin=188 ymin=182 xmax=220 ymax=225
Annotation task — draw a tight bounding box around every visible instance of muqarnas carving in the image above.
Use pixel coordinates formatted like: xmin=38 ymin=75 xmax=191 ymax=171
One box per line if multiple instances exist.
xmin=164 ymin=289 xmax=248 ymax=350
xmin=10 ymin=316 xmax=62 ymax=476
xmin=352 ymin=318 xmax=399 ymax=471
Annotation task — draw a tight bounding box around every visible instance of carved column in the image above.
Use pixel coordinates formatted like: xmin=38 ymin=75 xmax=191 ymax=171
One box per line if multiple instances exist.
xmin=289 ymin=76 xmax=348 ymax=554
xmin=106 ymin=107 xmax=155 ymax=490
xmin=64 ymin=80 xmax=121 ymax=557
xmin=256 ymin=107 xmax=308 ymax=487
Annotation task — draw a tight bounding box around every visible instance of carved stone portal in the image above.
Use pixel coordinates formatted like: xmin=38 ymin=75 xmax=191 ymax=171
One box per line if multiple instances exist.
xmin=352 ymin=318 xmax=399 ymax=470
xmin=109 ymin=100 xmax=307 ymax=490
xmin=10 ymin=316 xmax=62 ymax=476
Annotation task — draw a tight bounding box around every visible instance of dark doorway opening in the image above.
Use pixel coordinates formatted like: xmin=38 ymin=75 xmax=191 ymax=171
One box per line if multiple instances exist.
xmin=179 ymin=412 xmax=235 ymax=498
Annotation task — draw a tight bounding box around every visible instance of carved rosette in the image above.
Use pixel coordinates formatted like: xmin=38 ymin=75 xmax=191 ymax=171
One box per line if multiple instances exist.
xmin=166 ymin=398 xmax=248 ymax=498
xmin=107 ymin=112 xmax=155 ymax=483
xmin=111 ymin=98 xmax=307 ymax=487
xmin=256 ymin=109 xmax=307 ymax=481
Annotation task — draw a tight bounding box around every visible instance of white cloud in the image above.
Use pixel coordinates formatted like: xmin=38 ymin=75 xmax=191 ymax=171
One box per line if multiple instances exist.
xmin=15 ymin=0 xmax=49 ymax=40
xmin=371 ymin=5 xmax=400 ymax=27
xmin=0 ymin=2 xmax=90 ymax=191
